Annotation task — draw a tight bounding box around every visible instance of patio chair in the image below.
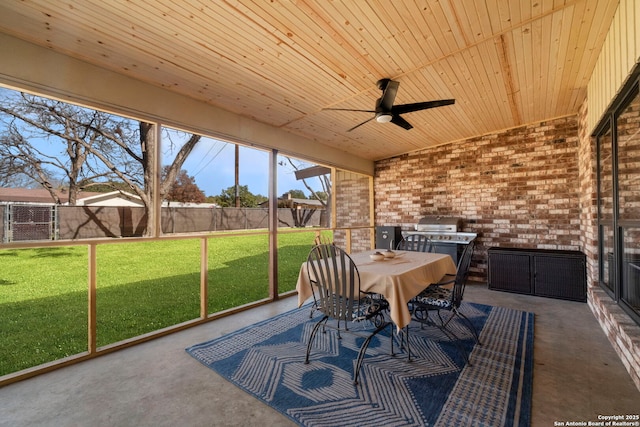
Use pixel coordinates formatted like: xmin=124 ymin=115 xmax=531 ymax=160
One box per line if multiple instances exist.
xmin=304 ymin=244 xmax=393 ymax=385
xmin=409 ymin=241 xmax=480 ymax=362
xmin=313 ymin=233 xmax=333 ymax=246
xmin=396 ymin=234 xmax=434 ymax=253
xmin=308 ymin=235 xmax=334 ymax=318
xmin=430 ymin=243 xmax=474 ymax=288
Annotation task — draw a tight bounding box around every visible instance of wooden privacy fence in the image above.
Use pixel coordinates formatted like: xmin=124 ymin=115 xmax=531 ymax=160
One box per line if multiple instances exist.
xmin=1 ymin=205 xmax=326 ymax=242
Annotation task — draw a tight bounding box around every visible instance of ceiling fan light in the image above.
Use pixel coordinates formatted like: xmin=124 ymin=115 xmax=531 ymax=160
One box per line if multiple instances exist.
xmin=376 ymin=113 xmax=392 ymax=123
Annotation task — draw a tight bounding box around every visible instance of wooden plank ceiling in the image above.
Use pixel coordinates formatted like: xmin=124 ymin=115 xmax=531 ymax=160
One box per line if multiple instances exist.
xmin=0 ymin=0 xmax=620 ymax=161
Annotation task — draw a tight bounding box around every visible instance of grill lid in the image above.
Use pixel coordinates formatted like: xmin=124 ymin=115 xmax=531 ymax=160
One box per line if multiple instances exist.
xmin=415 ymin=216 xmax=462 ymax=232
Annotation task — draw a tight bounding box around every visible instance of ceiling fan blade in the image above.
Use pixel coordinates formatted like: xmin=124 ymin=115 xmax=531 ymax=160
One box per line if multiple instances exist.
xmin=323 ymin=108 xmax=376 ymax=113
xmin=379 ymin=80 xmax=400 ymax=111
xmin=390 ymin=115 xmax=413 ymax=130
xmin=347 ymin=116 xmax=376 ymax=132
xmin=392 ymin=99 xmax=455 ymax=115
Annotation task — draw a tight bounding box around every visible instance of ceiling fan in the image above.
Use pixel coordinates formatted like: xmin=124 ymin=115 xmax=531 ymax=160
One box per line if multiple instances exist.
xmin=324 ymin=78 xmax=455 ymax=131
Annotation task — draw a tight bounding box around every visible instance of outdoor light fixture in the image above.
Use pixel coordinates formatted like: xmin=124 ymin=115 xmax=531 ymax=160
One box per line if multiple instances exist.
xmin=376 ymin=113 xmax=393 ymax=123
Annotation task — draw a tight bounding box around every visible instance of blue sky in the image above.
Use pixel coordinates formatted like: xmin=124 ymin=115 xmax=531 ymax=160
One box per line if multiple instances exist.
xmin=177 ymin=137 xmax=323 ymax=198
xmin=0 ymin=86 xmax=325 ymax=198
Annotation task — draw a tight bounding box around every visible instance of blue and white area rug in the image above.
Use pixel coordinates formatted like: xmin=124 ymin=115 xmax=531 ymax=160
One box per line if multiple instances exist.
xmin=186 ymin=302 xmax=534 ymax=427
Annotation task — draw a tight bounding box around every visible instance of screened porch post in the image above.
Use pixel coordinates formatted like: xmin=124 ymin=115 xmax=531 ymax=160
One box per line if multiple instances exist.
xmin=151 ymin=123 xmax=162 ymax=237
xmin=268 ymin=149 xmax=278 ymax=299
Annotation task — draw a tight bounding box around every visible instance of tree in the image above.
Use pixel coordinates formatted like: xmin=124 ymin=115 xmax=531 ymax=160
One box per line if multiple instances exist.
xmin=0 ymin=93 xmax=107 ymax=204
xmin=280 ymin=158 xmax=331 ymax=205
xmin=280 ymin=157 xmax=332 ymax=227
xmin=213 ymin=185 xmax=266 ymax=207
xmin=0 ymin=90 xmax=201 ymax=235
xmin=286 ymin=189 xmax=307 ymax=199
xmin=78 ymin=180 xmax=132 ymax=193
xmin=162 ymin=166 xmax=205 ymax=204
xmin=314 ymin=191 xmax=328 ymax=201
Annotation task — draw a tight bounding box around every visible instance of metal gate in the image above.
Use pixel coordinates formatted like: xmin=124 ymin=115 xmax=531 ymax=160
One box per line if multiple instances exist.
xmin=4 ymin=204 xmax=58 ymax=242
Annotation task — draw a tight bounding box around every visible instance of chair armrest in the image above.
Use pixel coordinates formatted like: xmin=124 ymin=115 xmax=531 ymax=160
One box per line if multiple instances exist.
xmin=432 ymin=273 xmax=455 ymax=286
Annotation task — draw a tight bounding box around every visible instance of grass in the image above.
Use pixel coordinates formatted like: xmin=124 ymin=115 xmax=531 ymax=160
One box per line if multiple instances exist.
xmin=0 ymin=230 xmax=330 ymax=376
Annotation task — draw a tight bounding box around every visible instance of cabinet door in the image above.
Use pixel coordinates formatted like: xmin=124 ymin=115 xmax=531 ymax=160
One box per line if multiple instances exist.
xmin=488 ymin=252 xmax=532 ymax=294
xmin=534 ymin=255 xmax=586 ymax=302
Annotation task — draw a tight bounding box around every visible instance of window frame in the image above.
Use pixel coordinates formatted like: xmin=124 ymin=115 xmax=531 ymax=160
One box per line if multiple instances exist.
xmin=593 ymin=65 xmax=640 ymax=325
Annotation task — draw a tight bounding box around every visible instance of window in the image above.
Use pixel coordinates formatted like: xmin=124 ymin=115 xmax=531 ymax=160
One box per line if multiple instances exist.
xmin=597 ymin=126 xmax=614 ymax=294
xmin=616 ymin=88 xmax=640 ymax=315
xmin=595 ymin=66 xmax=640 ymax=325
xmin=160 ymin=128 xmax=271 ymax=234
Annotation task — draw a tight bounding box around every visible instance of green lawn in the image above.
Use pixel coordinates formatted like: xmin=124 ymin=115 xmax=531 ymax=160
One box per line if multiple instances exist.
xmin=0 ymin=231 xmax=329 ymax=376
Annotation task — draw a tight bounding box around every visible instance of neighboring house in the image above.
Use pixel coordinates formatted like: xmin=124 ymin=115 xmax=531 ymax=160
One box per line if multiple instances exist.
xmin=280 ymin=197 xmax=324 ymax=210
xmin=75 ymin=190 xmax=144 ymax=207
xmin=259 ymin=193 xmax=326 ymax=227
xmin=0 ymin=187 xmax=96 ymax=205
xmin=0 ymin=188 xmax=141 ymax=206
xmin=0 ymin=188 xmax=144 ymax=242
xmin=260 ymin=192 xmax=325 ymax=210
xmin=0 ymin=188 xmax=219 ymax=208
xmin=164 ymin=200 xmax=220 ymax=208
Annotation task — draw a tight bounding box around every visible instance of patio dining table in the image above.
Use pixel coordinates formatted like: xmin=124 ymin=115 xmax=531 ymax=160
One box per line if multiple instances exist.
xmin=296 ymin=249 xmax=457 ymax=330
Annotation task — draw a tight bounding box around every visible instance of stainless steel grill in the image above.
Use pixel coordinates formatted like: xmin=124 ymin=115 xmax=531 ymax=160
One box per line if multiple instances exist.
xmin=411 ymin=216 xmax=477 ymax=244
xmin=417 ymin=215 xmax=462 ymax=232
xmin=404 ymin=216 xmax=477 ymax=264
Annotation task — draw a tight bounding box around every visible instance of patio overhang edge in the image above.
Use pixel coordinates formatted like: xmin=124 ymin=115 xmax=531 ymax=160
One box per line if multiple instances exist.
xmin=0 ymin=33 xmax=374 ymax=177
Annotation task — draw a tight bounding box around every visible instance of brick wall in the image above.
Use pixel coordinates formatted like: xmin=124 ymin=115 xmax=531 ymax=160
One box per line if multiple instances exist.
xmin=589 ymin=288 xmax=640 ymax=390
xmin=372 ymin=108 xmax=640 ymax=391
xmin=576 ymin=100 xmax=599 ymax=284
xmin=375 ymin=115 xmax=582 ymax=282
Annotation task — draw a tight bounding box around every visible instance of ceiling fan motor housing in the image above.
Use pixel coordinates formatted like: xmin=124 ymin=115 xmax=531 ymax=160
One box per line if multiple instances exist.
xmin=323 ymin=78 xmax=453 ymax=131
xmin=377 ymin=78 xmax=391 ymax=90
xmin=374 ymin=97 xmax=393 ymax=122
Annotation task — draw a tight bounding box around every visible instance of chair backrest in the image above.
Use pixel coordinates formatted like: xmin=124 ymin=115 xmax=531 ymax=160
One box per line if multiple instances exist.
xmin=306 ymin=244 xmax=360 ymax=322
xmin=396 ymin=234 xmax=434 ymax=253
xmin=451 ymin=240 xmax=475 ymax=307
xmin=313 ymin=233 xmax=333 ymax=246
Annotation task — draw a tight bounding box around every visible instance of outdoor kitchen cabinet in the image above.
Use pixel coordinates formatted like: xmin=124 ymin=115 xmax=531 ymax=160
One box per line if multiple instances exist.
xmin=488 ymin=247 xmax=586 ymax=302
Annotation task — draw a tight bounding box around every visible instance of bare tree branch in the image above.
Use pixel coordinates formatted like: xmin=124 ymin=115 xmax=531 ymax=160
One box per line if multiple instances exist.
xmin=0 ymin=90 xmax=203 ymax=235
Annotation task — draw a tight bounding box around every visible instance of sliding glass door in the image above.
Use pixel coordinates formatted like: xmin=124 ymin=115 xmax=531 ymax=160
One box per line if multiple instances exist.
xmin=596 ymin=70 xmax=640 ymax=325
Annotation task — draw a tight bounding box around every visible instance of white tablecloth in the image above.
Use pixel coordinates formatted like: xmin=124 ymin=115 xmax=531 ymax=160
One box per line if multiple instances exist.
xmin=296 ymin=250 xmax=457 ymax=330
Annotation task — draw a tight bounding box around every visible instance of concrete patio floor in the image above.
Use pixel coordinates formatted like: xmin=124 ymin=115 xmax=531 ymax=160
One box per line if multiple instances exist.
xmin=1 ymin=285 xmax=639 ymax=426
